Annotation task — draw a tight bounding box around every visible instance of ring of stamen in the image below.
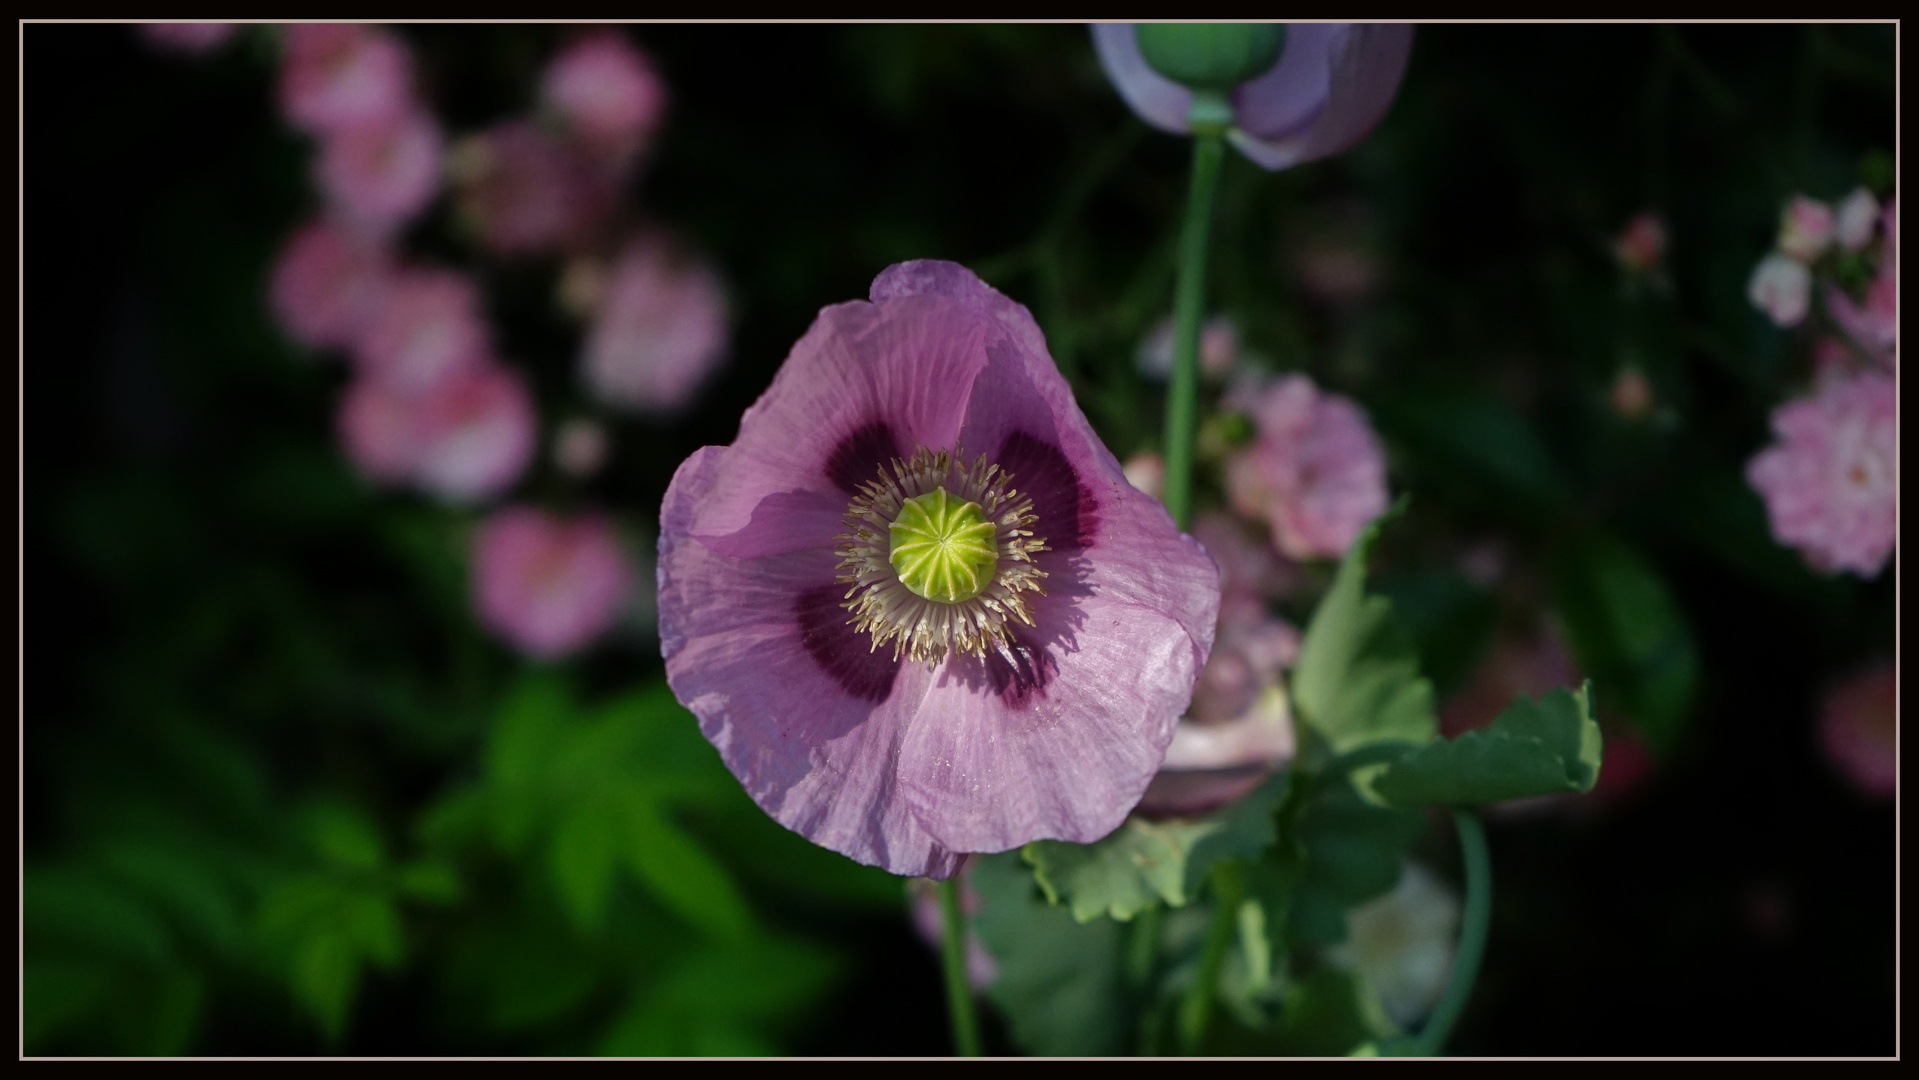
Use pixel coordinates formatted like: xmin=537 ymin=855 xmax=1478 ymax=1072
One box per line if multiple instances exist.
xmin=835 ymin=446 xmax=1048 ymax=665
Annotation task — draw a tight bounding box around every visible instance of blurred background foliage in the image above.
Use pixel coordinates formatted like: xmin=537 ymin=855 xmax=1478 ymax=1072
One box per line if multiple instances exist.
xmin=25 ymin=23 xmax=1894 ymax=1055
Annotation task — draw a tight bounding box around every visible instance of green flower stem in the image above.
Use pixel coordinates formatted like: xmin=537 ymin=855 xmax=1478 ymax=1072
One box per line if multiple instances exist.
xmin=937 ymin=876 xmax=983 ymax=1057
xmin=1177 ymin=859 xmax=1245 ymax=1053
xmin=1414 ymin=809 xmax=1492 ymax=1056
xmin=1160 ymin=125 xmax=1227 ymax=532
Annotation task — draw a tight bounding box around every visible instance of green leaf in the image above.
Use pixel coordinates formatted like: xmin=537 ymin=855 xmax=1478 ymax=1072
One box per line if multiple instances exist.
xmin=1552 ymin=532 xmax=1697 ymax=755
xmin=548 ymin=802 xmax=621 ymax=933
xmin=1373 ymin=684 xmax=1604 ymax=807
xmin=256 ymin=876 xmax=404 ymax=1040
xmin=622 ymin=799 xmax=753 ymax=943
xmin=1291 ymin=506 xmax=1438 ymax=754
xmin=597 ymin=937 xmax=838 ymax=1056
xmin=1023 ymin=770 xmax=1287 ymax=923
xmin=305 ymin=801 xmax=387 ymax=875
xmin=1202 ymin=967 xmax=1383 ymax=1057
xmin=1285 ymin=778 xmax=1426 ymax=947
xmin=972 ymin=850 xmax=1127 ymax=1056
xmin=394 ymin=859 xmax=463 ymax=905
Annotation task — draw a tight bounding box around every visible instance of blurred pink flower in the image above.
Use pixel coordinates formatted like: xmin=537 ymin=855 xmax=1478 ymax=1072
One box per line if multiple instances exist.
xmin=907 ymin=870 xmax=998 ymax=991
xmin=279 ymin=23 xmax=414 ymax=136
xmin=472 ymin=506 xmax=634 ymax=660
xmin=268 ymin=217 xmax=395 ymax=351
xmin=1121 ymin=451 xmax=1166 ymax=500
xmin=338 ymin=362 xmax=536 ymax=505
xmin=413 ymin=364 xmax=540 ymax=504
xmin=1608 ymin=366 xmax=1655 ymax=421
xmin=541 ymin=31 xmax=667 ymax=172
xmin=1748 ymin=253 xmax=1811 ymax=328
xmin=554 ymin=418 xmax=611 ymax=479
xmin=1137 ymin=315 xmax=1238 ymax=380
xmin=1191 ymin=510 xmax=1296 ymax=604
xmin=1826 ymin=272 xmax=1897 ymax=364
xmin=1224 ymin=374 xmax=1388 ymax=560
xmin=140 ymin=22 xmax=238 ymax=55
xmin=449 ymin=122 xmax=617 ymax=257
xmin=1746 ymin=370 xmax=1896 ymax=578
xmin=1819 ymin=661 xmax=1896 ymax=799
xmin=1834 ymin=187 xmax=1881 ymax=252
xmin=352 ymin=268 xmax=491 ymax=393
xmin=580 ymin=235 xmax=730 ymax=414
xmin=315 ymin=107 xmax=444 ymax=237
xmin=1777 ymin=195 xmax=1834 ymax=263
xmin=1613 ymin=212 xmax=1666 ymax=273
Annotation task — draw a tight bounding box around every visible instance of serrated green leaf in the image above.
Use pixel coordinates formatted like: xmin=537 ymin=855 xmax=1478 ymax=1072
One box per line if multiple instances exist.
xmin=1372 ymin=684 xmax=1603 ymax=807
xmin=1023 ymin=771 xmax=1288 ymax=923
xmin=972 ymin=850 xmax=1127 ymax=1057
xmin=1285 ymin=778 xmax=1426 ymax=947
xmin=1552 ymin=533 xmax=1697 ymax=755
xmin=1292 ymin=507 xmax=1438 ymax=754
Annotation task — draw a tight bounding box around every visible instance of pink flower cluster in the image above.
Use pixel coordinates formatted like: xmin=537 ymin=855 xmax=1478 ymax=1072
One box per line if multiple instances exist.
xmin=1224 ymin=373 xmax=1389 ymax=561
xmin=1748 ymin=188 xmax=1897 ymax=349
xmin=263 ymin=26 xmax=698 ymax=661
xmin=1746 ymin=369 xmax=1896 ymax=578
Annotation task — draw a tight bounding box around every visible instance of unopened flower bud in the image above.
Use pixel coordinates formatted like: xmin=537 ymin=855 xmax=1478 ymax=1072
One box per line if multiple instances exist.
xmin=1135 ymin=23 xmax=1287 ymax=93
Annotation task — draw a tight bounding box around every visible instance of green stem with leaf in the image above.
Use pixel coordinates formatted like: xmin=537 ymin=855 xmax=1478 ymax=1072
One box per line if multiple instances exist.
xmin=1413 ymin=809 xmax=1492 ymax=1056
xmin=937 ymin=876 xmax=983 ymax=1057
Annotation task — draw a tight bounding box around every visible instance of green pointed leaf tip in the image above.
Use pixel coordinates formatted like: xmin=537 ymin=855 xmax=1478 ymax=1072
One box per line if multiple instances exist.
xmin=1023 ymin=771 xmax=1287 ymax=923
xmin=1292 ymin=503 xmax=1438 ymax=754
xmin=1552 ymin=533 xmax=1697 ymax=755
xmin=1136 ymin=23 xmax=1288 ymax=92
xmin=1372 ymin=683 xmax=1605 ymax=807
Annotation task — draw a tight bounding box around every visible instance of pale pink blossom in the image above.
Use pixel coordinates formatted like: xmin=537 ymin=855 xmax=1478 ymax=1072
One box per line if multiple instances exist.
xmin=1137 ymin=315 xmax=1238 ymax=380
xmin=449 ymin=122 xmax=617 ymax=258
xmin=279 ymin=23 xmax=414 ymax=136
xmin=337 ymin=362 xmax=536 ymax=505
xmin=1121 ymin=451 xmax=1165 ymax=499
xmin=1834 ymin=187 xmax=1881 ymax=252
xmin=268 ymin=217 xmax=395 ymax=351
xmin=541 ymin=31 xmax=667 ymax=171
xmin=140 ymin=23 xmax=238 ymax=55
xmin=352 ymin=268 xmax=491 ymax=393
xmin=315 ymin=108 xmax=444 ymax=237
xmin=1748 ymin=253 xmax=1811 ymax=328
xmin=1819 ymin=661 xmax=1896 ymax=799
xmin=1225 ymin=374 xmax=1388 ymax=560
xmin=580 ymin=236 xmax=730 ymax=414
xmin=413 ymin=364 xmax=540 ymax=504
xmin=1608 ymin=367 xmax=1655 ymax=421
xmin=554 ymin=418 xmax=610 ymax=478
xmin=1777 ymin=195 xmax=1835 ymax=263
xmin=1746 ymin=370 xmax=1896 ymax=578
xmin=1613 ymin=212 xmax=1666 ymax=273
xmin=1827 ymin=272 xmax=1896 ymax=364
xmin=472 ymin=506 xmax=634 ymax=659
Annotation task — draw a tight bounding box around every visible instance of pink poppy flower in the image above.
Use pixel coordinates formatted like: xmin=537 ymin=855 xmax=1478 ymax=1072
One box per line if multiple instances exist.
xmin=139 ymin=22 xmax=238 ymax=55
xmin=657 ymin=261 xmax=1220 ymax=878
xmin=541 ymin=31 xmax=667 ymax=172
xmin=352 ymin=268 xmax=491 ymax=393
xmin=448 ymin=121 xmax=617 ymax=258
xmin=268 ymin=217 xmax=396 ymax=351
xmin=472 ymin=506 xmax=634 ymax=660
xmin=1777 ymin=195 xmax=1835 ymax=263
xmin=1746 ymin=370 xmax=1896 ymax=578
xmin=580 ymin=235 xmax=730 ymax=415
xmin=1092 ymin=23 xmax=1412 ymax=171
xmin=1224 ymin=374 xmax=1388 ymax=561
xmin=1818 ymin=661 xmax=1896 ymax=799
xmin=1748 ymin=252 xmax=1811 ymax=328
xmin=315 ymin=107 xmax=445 ymax=237
xmin=279 ymin=23 xmax=414 ymax=137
